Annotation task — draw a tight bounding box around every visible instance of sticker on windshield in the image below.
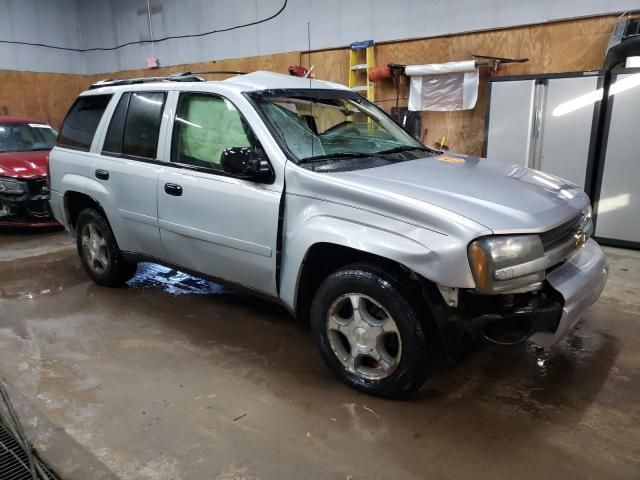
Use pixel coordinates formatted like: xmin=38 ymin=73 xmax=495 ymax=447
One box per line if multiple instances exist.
xmin=437 ymin=155 xmax=465 ymax=164
xmin=28 ymin=123 xmax=50 ymax=128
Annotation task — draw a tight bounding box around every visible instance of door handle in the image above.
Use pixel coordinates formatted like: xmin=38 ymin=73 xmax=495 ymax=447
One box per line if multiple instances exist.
xmin=95 ymin=169 xmax=109 ymax=180
xmin=164 ymin=183 xmax=183 ymax=196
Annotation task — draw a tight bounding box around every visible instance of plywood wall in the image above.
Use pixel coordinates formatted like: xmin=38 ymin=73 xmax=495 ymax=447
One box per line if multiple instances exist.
xmin=375 ymin=15 xmax=616 ymax=154
xmin=0 ymin=71 xmax=88 ymax=129
xmin=299 ymin=15 xmax=617 ymax=155
xmin=2 ymin=15 xmax=618 ymax=154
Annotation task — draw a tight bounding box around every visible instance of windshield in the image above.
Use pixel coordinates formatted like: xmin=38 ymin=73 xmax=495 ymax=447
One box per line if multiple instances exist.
xmin=0 ymin=123 xmax=58 ymax=153
xmin=251 ymin=92 xmax=428 ymax=163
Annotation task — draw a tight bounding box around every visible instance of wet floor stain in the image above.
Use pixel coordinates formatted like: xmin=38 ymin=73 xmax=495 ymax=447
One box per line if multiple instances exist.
xmin=128 ymin=263 xmax=227 ymax=296
xmin=0 ymin=285 xmax=65 ymax=300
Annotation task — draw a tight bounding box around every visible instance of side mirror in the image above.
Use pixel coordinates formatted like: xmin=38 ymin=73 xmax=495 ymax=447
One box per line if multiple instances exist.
xmin=220 ymin=147 xmax=271 ymax=180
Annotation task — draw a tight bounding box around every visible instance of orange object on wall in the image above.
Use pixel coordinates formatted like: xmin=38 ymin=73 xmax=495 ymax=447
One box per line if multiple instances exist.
xmin=368 ymin=65 xmax=391 ymax=82
xmin=288 ymin=65 xmax=309 ymax=77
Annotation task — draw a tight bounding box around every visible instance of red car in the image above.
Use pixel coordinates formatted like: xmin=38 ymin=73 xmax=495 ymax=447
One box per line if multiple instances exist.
xmin=0 ymin=116 xmax=59 ymax=227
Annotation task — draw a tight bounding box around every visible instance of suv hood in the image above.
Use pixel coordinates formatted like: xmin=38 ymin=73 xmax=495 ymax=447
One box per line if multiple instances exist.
xmin=0 ymin=150 xmax=49 ymax=179
xmin=332 ymin=154 xmax=589 ymax=233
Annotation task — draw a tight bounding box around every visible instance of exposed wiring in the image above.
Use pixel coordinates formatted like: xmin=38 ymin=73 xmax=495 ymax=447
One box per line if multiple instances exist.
xmin=0 ymin=0 xmax=287 ymax=53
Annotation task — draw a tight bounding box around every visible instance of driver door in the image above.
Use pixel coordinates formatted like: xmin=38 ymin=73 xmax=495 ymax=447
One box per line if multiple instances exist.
xmin=157 ymin=92 xmax=281 ymax=296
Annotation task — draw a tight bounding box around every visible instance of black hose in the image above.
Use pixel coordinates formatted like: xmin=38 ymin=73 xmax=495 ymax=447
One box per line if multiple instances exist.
xmin=603 ymin=35 xmax=640 ymax=71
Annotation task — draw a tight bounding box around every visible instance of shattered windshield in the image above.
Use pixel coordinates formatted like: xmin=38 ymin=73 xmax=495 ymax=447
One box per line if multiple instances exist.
xmin=251 ymin=91 xmax=431 ymax=164
xmin=0 ymin=123 xmax=58 ymax=153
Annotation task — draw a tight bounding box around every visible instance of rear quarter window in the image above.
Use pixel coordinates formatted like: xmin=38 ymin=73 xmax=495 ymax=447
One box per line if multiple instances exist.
xmin=102 ymin=91 xmax=166 ymax=160
xmin=57 ymin=94 xmax=112 ymax=151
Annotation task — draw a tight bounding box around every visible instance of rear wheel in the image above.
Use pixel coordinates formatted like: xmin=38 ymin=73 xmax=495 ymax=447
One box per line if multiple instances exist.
xmin=310 ymin=263 xmax=430 ymax=397
xmin=76 ymin=208 xmax=137 ymax=287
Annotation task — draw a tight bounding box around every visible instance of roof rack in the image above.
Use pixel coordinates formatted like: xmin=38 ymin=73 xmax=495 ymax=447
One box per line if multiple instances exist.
xmin=88 ymin=70 xmax=248 ymax=90
xmin=187 ymin=70 xmax=247 ymax=76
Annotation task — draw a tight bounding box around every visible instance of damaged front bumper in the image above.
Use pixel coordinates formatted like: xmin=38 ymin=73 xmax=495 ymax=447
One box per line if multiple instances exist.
xmin=529 ymin=238 xmax=608 ymax=348
xmin=436 ymin=239 xmax=608 ymax=352
xmin=0 ymin=177 xmax=59 ymax=227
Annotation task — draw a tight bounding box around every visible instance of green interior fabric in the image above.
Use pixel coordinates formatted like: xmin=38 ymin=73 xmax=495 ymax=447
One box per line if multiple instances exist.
xmin=179 ymin=96 xmax=252 ymax=168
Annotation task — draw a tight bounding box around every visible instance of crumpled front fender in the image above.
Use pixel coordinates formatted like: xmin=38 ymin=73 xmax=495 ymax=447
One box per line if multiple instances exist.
xmin=278 ymin=193 xmax=485 ymax=311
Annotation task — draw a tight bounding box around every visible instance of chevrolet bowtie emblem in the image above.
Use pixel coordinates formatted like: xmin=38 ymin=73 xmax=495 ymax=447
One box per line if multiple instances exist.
xmin=575 ymin=231 xmax=587 ymax=249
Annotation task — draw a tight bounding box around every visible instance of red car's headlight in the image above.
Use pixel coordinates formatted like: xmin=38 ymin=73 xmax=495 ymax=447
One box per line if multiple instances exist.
xmin=0 ymin=177 xmax=27 ymax=195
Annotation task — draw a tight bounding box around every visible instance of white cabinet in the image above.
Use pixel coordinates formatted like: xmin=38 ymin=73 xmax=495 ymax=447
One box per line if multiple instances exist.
xmin=594 ymin=72 xmax=640 ymax=244
xmin=486 ymin=73 xmax=600 ymax=190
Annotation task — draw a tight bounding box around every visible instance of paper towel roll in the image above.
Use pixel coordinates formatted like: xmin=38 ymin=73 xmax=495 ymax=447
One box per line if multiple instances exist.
xmin=405 ymin=61 xmax=477 ymax=76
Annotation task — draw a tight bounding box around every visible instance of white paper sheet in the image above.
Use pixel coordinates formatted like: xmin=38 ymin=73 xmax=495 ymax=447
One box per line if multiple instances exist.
xmin=406 ymin=61 xmax=479 ymax=112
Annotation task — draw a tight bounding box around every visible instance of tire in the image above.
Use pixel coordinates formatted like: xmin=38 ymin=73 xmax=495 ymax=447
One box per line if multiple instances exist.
xmin=310 ymin=263 xmax=430 ymax=397
xmin=76 ymin=208 xmax=138 ymax=287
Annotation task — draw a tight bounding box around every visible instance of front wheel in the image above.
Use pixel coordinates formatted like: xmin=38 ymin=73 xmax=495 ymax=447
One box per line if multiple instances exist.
xmin=76 ymin=208 xmax=138 ymax=287
xmin=310 ymin=263 xmax=430 ymax=397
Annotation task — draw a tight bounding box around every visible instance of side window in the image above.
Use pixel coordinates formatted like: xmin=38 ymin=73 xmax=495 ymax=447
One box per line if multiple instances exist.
xmin=57 ymin=94 xmax=112 ymax=151
xmin=102 ymin=93 xmax=129 ymax=154
xmin=171 ymin=93 xmax=257 ymax=170
xmin=102 ymin=91 xmax=166 ymax=159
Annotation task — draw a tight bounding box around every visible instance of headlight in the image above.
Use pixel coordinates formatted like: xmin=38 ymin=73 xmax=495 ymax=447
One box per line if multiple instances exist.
xmin=468 ymin=235 xmax=546 ymax=294
xmin=0 ymin=177 xmax=27 ymax=195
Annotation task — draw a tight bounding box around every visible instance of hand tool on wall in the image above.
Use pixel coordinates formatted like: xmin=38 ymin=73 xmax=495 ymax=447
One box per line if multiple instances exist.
xmin=470 ymin=54 xmax=529 ymax=75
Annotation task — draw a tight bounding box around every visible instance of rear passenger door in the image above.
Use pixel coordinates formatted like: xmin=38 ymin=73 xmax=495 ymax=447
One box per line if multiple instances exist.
xmin=157 ymin=92 xmax=282 ymax=296
xmin=51 ymin=94 xmax=113 ymax=196
xmin=91 ymin=91 xmax=168 ymax=259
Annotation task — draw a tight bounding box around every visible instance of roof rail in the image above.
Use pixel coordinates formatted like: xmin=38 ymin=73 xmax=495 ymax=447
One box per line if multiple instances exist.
xmin=88 ymin=72 xmax=205 ymax=90
xmin=88 ymin=70 xmax=248 ymax=90
xmin=187 ymin=70 xmax=247 ymax=76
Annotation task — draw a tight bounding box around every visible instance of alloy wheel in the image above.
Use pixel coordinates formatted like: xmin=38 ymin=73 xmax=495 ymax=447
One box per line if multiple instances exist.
xmin=326 ymin=293 xmax=402 ymax=380
xmin=81 ymin=223 xmax=109 ymax=275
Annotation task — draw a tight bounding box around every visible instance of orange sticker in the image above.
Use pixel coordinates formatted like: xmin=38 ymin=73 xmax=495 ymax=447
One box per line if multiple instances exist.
xmin=437 ymin=156 xmax=465 ymax=164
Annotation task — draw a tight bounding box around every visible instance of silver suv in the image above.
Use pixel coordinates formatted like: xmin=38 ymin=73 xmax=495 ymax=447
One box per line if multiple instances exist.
xmin=49 ymin=71 xmax=608 ymax=397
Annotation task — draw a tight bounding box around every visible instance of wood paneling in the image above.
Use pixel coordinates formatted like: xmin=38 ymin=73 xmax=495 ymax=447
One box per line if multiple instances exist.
xmin=1 ymin=15 xmax=618 ymax=152
xmin=0 ymin=71 xmax=87 ymax=129
xmin=86 ymin=52 xmax=302 ymax=83
xmin=295 ymin=16 xmax=616 ymax=155
xmin=370 ymin=15 xmax=617 ymax=154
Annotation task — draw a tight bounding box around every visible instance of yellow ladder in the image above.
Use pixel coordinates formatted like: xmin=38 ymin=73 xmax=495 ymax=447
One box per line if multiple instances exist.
xmin=348 ymin=40 xmax=375 ymax=102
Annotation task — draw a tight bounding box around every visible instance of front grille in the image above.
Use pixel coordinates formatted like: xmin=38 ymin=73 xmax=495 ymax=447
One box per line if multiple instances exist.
xmin=0 ymin=422 xmax=57 ymax=480
xmin=540 ymin=214 xmax=582 ymax=251
xmin=26 ymin=179 xmax=49 ymax=197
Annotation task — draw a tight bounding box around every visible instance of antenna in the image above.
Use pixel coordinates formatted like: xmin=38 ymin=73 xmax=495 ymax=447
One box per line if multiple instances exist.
xmin=307 ymin=22 xmax=311 ymax=85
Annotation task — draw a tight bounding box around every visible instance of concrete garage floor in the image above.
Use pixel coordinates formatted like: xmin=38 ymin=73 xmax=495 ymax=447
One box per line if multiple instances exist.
xmin=0 ymin=230 xmax=639 ymax=480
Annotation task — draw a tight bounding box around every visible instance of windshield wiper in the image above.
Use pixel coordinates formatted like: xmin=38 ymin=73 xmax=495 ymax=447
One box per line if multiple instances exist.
xmin=300 ymin=152 xmax=378 ymax=163
xmin=376 ymin=145 xmax=434 ymax=155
